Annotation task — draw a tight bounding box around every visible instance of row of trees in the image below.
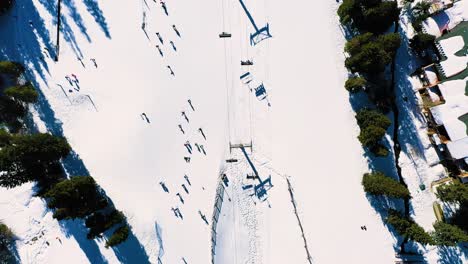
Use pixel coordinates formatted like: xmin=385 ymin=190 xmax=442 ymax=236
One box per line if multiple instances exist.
xmin=338 ymin=1 xmax=401 ymax=156
xmin=44 ymin=176 xmax=130 ymax=245
xmin=343 ymin=0 xmax=468 ymax=249
xmin=386 ymin=210 xmax=468 ymax=246
xmin=0 ymin=61 xmax=131 ymax=247
xmin=362 ymin=172 xmax=468 ymax=246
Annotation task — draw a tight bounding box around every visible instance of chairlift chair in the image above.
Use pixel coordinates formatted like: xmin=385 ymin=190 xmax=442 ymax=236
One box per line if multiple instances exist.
xmin=241 ymin=60 xmax=254 ymax=66
xmin=255 ymin=84 xmax=267 ymax=100
xmin=219 ymin=32 xmax=232 ymax=38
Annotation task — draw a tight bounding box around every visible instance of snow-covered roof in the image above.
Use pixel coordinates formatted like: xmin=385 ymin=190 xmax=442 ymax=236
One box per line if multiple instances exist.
xmin=438 ymin=36 xmax=464 ymax=55
xmin=437 ymin=35 xmax=467 ymax=78
xmin=439 ymin=55 xmax=468 ymax=77
xmin=430 ymin=77 xmax=468 ymax=160
xmin=430 ymin=78 xmax=468 ymax=142
xmin=438 ymin=78 xmax=467 ymax=99
xmin=423 ymin=0 xmax=468 ymax=37
xmin=447 ymin=137 xmax=468 ymax=159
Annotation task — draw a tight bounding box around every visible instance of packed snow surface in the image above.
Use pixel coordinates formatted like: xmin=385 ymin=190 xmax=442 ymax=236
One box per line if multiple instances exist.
xmin=2 ymin=0 xmax=466 ymax=263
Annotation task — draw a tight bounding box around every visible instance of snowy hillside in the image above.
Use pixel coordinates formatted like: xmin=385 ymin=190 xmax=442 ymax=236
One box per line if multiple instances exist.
xmin=2 ymin=0 xmax=463 ymax=263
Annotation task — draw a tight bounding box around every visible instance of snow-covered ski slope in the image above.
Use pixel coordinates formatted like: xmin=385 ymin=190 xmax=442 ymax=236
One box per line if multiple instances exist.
xmin=0 ymin=0 xmax=406 ymax=263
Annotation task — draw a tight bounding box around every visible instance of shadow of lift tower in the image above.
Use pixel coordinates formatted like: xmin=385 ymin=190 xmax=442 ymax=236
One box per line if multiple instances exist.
xmin=229 ymin=143 xmax=272 ymax=201
xmin=238 ymin=0 xmax=272 ymax=46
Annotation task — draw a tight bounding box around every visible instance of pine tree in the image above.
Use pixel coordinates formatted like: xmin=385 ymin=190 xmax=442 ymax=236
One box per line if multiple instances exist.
xmin=362 ymin=171 xmax=410 ymax=199
xmin=44 ymin=176 xmax=108 ymax=220
xmin=433 ymin=222 xmax=468 ymax=246
xmin=105 ymin=225 xmax=130 ymax=248
xmin=386 ymin=210 xmax=434 ymax=245
xmin=436 ymin=181 xmax=468 ymax=204
xmin=0 ymin=61 xmax=24 ymax=77
xmin=4 ymin=82 xmax=39 ymax=104
xmin=410 ymin=33 xmax=435 ymax=54
xmin=356 ymin=109 xmax=391 ymax=130
xmin=345 ymin=76 xmax=367 ymax=93
xmin=0 ymin=133 xmax=71 ymax=188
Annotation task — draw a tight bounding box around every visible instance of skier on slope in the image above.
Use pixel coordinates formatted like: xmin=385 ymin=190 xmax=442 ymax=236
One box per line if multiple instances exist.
xmin=173 ymin=25 xmax=181 ymax=37
xmin=156 ymin=45 xmax=163 ymax=57
xmin=167 ymin=65 xmax=175 ymax=76
xmin=181 ymin=111 xmax=189 ymax=123
xmin=198 ymin=128 xmax=206 ymax=139
xmin=169 ymin=40 xmax=177 ymax=51
xmin=156 ymin=32 xmax=164 ymax=44
xmin=178 ymin=124 xmax=185 ymax=134
xmin=187 ymin=99 xmax=195 ymax=111
xmin=160 ymin=1 xmax=168 ymax=15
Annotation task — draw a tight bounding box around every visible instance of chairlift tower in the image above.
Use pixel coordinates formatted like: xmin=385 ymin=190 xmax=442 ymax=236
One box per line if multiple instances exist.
xmin=238 ymin=0 xmax=272 ymax=46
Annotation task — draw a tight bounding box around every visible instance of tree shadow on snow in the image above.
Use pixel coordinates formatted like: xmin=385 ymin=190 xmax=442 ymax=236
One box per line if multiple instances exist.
xmin=59 ymin=218 xmax=150 ymax=264
xmin=0 ymin=0 xmax=111 ymax=84
xmin=56 ymin=190 xmax=150 ymax=263
xmin=60 ymin=219 xmax=109 ymax=264
xmin=365 ymin=194 xmax=405 ymax=251
xmin=0 ymin=2 xmax=149 ymax=262
xmin=111 ymin=231 xmax=151 ymax=264
xmin=437 ymin=246 xmax=468 ymax=264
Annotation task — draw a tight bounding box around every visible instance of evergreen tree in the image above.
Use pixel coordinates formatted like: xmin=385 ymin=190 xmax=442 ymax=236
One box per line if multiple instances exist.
xmin=358 ymin=125 xmax=386 ymax=147
xmin=451 ymin=204 xmax=468 ymax=233
xmin=44 ymin=176 xmax=108 ymax=220
xmin=338 ymin=0 xmax=400 ymax=33
xmin=410 ymin=33 xmax=435 ymax=53
xmin=4 ymin=82 xmax=39 ymax=104
xmin=433 ymin=221 xmax=468 ymax=246
xmin=0 ymin=95 xmax=26 ymax=132
xmin=362 ymin=171 xmax=410 ymax=199
xmin=362 ymin=1 xmax=400 ymax=33
xmin=0 ymin=133 xmax=71 ymax=188
xmin=0 ymin=61 xmax=24 ymax=78
xmin=105 ymin=225 xmax=130 ymax=248
xmin=436 ymin=181 xmax=468 ymax=204
xmin=412 ymin=1 xmax=431 ymax=19
xmin=356 ymin=109 xmax=391 ymax=130
xmin=0 ymin=129 xmax=12 ymax=147
xmin=345 ymin=76 xmax=367 ymax=93
xmin=386 ymin=210 xmax=434 ymax=245
xmin=86 ymin=210 xmax=126 ymax=239
xmin=345 ymin=33 xmax=401 ymax=74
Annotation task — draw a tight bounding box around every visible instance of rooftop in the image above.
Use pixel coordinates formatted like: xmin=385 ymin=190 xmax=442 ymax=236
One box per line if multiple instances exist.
xmin=430 ymin=78 xmax=468 ymax=160
xmin=423 ymin=0 xmax=468 ymax=37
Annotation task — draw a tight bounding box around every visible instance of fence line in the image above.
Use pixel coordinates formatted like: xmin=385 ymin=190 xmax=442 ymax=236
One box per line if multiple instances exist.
xmin=210 ymin=173 xmax=226 ymax=264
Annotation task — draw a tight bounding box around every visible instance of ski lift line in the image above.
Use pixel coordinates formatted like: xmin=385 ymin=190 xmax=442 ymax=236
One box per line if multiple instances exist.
xmin=221 ymin=0 xmax=233 ymax=145
xmin=221 ymin=0 xmax=226 ymax=30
